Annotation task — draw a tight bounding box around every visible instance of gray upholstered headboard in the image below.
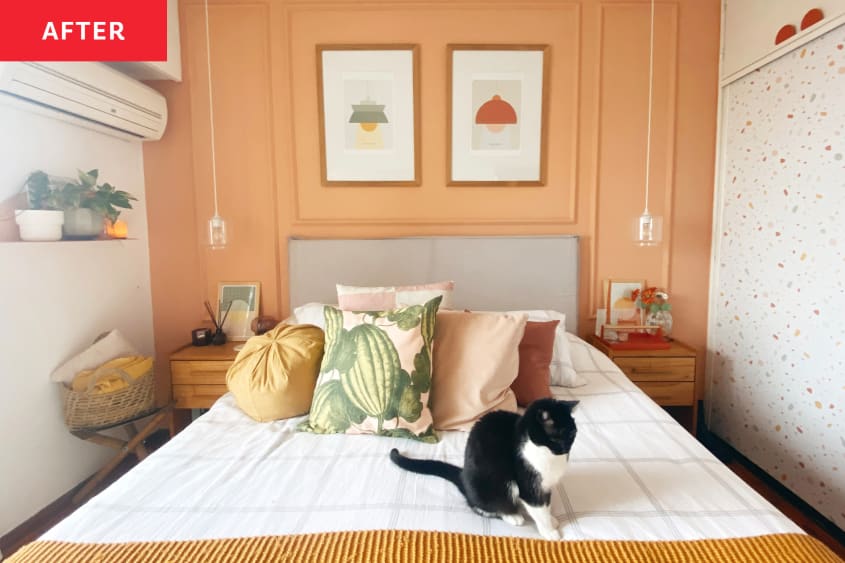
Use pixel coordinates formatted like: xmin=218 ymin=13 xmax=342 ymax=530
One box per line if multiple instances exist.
xmin=288 ymin=236 xmax=579 ymax=333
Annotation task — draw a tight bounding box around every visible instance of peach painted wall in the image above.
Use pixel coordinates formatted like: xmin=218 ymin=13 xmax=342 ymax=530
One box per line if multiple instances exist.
xmin=143 ymin=0 xmax=720 ymax=401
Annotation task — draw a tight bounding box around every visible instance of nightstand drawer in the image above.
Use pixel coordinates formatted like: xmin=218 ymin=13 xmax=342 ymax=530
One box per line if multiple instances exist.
xmin=171 ymin=361 xmax=230 ymax=385
xmin=614 ymin=357 xmax=694 ymax=382
xmin=173 ymin=384 xmax=228 ymax=409
xmin=636 ymin=381 xmax=694 ymax=406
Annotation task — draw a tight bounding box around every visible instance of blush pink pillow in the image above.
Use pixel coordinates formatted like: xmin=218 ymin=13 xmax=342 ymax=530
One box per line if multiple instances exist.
xmin=430 ymin=310 xmax=527 ymax=431
xmin=337 ymin=281 xmax=454 ymax=311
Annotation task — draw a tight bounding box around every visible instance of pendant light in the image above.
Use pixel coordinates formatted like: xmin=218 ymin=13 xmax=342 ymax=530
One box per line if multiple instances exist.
xmin=204 ymin=0 xmax=227 ymax=249
xmin=633 ymin=0 xmax=663 ymax=246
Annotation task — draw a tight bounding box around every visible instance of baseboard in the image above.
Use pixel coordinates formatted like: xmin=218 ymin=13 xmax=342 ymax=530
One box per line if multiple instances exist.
xmin=697 ymin=412 xmax=845 ymax=545
xmin=0 ymin=428 xmax=171 ymax=558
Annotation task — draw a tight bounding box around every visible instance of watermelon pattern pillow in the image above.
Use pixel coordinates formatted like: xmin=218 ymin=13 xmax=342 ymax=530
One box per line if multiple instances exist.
xmin=298 ymin=296 xmax=441 ymax=442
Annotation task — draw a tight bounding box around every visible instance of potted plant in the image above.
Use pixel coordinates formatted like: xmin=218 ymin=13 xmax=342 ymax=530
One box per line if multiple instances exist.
xmin=81 ymin=171 xmax=137 ymax=239
xmin=60 ymin=170 xmax=136 ymax=239
xmin=15 ymin=171 xmax=65 ymax=241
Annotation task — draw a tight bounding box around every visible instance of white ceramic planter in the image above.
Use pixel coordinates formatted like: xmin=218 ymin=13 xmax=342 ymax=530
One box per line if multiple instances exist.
xmin=64 ymin=208 xmax=104 ymax=239
xmin=15 ymin=210 xmax=65 ymax=241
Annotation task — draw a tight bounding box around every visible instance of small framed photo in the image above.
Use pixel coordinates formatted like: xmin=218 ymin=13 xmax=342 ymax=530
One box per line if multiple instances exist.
xmin=218 ymin=282 xmax=261 ymax=341
xmin=605 ymin=279 xmax=645 ymax=326
xmin=448 ymin=44 xmax=549 ymax=185
xmin=317 ymin=44 xmax=420 ymax=186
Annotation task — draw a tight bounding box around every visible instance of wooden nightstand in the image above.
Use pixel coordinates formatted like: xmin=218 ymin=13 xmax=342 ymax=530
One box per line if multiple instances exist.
xmin=170 ymin=341 xmax=239 ymax=432
xmin=588 ymin=335 xmax=697 ymax=433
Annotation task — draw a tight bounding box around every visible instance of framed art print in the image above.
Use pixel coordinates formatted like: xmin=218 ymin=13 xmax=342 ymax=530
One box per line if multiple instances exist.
xmin=604 ymin=279 xmax=645 ymax=326
xmin=218 ymin=282 xmax=261 ymax=341
xmin=448 ymin=44 xmax=549 ymax=186
xmin=317 ymin=44 xmax=420 ymax=186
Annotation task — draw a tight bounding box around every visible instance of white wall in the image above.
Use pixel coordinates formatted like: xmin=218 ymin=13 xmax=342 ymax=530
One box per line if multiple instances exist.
xmin=707 ymin=25 xmax=845 ymax=527
xmin=0 ymin=100 xmax=155 ymax=536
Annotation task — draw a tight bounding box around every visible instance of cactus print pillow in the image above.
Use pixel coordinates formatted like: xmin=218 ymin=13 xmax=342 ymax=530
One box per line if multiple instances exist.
xmin=298 ymin=296 xmax=441 ymax=443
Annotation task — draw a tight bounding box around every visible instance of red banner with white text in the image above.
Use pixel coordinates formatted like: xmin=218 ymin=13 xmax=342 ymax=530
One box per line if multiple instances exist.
xmin=0 ymin=0 xmax=166 ymax=61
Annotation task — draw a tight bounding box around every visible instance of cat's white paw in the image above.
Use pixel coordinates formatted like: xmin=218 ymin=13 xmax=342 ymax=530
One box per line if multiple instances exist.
xmin=539 ymin=526 xmax=561 ymax=541
xmin=501 ymin=513 xmax=526 ymax=527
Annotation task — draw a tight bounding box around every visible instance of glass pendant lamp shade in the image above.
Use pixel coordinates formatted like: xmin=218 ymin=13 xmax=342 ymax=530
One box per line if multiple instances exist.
xmin=633 ymin=210 xmax=663 ymax=246
xmin=208 ymin=214 xmax=227 ymax=249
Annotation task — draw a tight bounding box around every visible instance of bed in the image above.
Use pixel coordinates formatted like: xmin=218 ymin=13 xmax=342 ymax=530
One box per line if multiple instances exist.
xmin=10 ymin=237 xmax=839 ymax=562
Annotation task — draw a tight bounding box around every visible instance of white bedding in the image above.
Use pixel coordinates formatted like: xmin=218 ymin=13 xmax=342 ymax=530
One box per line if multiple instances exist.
xmin=43 ymin=335 xmax=801 ymax=544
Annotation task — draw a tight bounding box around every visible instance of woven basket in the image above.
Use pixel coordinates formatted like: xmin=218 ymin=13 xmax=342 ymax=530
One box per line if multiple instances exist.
xmin=63 ymin=363 xmax=155 ymax=431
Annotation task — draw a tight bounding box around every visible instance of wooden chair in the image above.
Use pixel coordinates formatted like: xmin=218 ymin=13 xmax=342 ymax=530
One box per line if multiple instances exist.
xmin=70 ymin=403 xmax=174 ymax=504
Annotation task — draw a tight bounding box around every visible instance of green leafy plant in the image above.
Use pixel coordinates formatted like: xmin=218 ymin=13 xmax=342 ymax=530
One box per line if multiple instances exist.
xmin=72 ymin=169 xmax=137 ymax=223
xmin=24 ymin=171 xmax=64 ymax=210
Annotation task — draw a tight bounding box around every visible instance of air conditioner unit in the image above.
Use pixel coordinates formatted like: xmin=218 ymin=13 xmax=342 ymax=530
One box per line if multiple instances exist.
xmin=0 ymin=62 xmax=168 ymax=141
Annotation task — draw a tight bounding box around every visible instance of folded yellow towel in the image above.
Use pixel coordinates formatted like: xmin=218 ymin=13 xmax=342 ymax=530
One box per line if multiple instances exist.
xmin=71 ymin=356 xmax=153 ymax=394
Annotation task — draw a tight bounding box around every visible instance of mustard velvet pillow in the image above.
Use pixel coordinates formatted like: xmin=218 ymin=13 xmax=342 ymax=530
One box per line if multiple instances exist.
xmin=226 ymin=323 xmax=325 ymax=422
xmin=299 ymin=296 xmax=441 ymax=442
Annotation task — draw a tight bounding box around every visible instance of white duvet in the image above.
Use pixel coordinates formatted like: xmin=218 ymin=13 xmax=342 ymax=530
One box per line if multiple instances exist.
xmin=44 ymin=336 xmax=801 ymax=544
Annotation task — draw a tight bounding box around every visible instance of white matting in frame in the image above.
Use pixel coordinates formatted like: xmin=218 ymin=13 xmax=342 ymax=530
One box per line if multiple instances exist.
xmin=318 ymin=45 xmax=420 ymax=185
xmin=449 ymin=45 xmax=548 ymax=185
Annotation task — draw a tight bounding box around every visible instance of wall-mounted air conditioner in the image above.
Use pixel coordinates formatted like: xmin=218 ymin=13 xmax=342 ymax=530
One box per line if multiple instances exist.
xmin=0 ymin=62 xmax=168 ymax=141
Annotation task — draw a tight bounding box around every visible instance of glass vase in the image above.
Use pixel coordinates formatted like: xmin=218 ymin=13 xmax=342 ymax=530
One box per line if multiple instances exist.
xmin=646 ymin=309 xmax=673 ymax=338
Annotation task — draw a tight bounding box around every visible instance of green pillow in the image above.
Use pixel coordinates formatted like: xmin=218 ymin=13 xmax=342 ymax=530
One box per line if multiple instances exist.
xmin=298 ymin=296 xmax=441 ymax=442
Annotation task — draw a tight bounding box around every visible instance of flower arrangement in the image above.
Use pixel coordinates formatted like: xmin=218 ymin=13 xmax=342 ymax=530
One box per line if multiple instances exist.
xmin=631 ymin=287 xmax=671 ymax=314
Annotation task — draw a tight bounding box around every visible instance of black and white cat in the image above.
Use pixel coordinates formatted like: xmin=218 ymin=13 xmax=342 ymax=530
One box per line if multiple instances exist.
xmin=390 ymin=398 xmax=578 ymax=540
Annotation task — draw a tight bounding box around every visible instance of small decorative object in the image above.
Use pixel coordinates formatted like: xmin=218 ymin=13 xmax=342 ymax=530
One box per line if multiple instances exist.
xmin=204 ymin=299 xmax=232 ymax=346
xmin=251 ymin=315 xmax=279 ymax=336
xmin=448 ymin=44 xmax=549 ymax=185
xmin=800 ymin=8 xmax=824 ymax=30
xmin=15 ymin=170 xmax=65 ymax=241
xmin=191 ymin=328 xmax=212 ymax=346
xmin=218 ymin=282 xmax=260 ymax=341
xmin=317 ymin=44 xmax=420 ymax=185
xmin=105 ymin=219 xmax=128 ymax=239
xmin=631 ymin=286 xmax=672 ymax=338
xmin=775 ymin=24 xmax=797 ymax=45
xmin=604 ymin=279 xmax=646 ymax=325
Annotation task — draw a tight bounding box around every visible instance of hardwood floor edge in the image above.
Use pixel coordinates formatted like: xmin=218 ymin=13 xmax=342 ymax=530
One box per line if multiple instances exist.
xmin=0 ymin=479 xmax=84 ymax=558
xmin=698 ymin=417 xmax=845 ymax=547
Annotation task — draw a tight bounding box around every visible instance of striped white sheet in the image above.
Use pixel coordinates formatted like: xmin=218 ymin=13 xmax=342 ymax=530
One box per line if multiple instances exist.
xmin=43 ymin=335 xmax=801 ymax=544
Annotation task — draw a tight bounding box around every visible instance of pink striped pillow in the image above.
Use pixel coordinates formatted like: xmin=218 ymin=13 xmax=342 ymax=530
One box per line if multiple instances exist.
xmin=337 ymin=281 xmax=454 ymax=311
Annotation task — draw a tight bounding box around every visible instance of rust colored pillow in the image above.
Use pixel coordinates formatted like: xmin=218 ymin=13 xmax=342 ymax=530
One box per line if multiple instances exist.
xmin=512 ymin=320 xmax=559 ymax=406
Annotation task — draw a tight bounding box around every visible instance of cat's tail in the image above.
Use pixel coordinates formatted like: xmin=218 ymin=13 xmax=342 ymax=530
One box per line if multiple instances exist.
xmin=389 ymin=448 xmax=465 ymax=495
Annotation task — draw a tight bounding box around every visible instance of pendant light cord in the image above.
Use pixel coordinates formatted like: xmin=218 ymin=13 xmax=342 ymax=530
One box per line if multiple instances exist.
xmin=204 ymin=0 xmax=220 ymax=217
xmin=643 ymin=0 xmax=655 ymax=214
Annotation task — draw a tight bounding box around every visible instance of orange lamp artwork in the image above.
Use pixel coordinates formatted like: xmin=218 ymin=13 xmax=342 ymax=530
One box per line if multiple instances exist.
xmin=475 ymin=94 xmax=517 ymax=132
xmin=105 ymin=220 xmax=128 ymax=239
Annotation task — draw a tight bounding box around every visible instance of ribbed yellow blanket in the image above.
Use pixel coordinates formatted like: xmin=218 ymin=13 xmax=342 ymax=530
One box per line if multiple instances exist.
xmin=8 ymin=530 xmax=841 ymax=562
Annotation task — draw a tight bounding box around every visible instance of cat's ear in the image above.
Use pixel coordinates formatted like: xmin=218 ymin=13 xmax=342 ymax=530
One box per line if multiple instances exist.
xmin=561 ymin=400 xmax=580 ymax=412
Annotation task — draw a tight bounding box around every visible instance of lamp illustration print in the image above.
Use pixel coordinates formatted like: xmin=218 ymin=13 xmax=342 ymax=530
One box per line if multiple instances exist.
xmin=473 ymin=90 xmax=519 ymax=150
xmin=348 ymin=94 xmax=389 ymax=149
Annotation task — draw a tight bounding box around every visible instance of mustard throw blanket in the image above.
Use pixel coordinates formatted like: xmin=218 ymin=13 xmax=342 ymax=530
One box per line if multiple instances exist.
xmin=8 ymin=530 xmax=842 ymax=562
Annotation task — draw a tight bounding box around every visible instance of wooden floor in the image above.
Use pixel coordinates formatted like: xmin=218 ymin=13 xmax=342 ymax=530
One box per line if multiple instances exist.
xmin=2 ymin=431 xmax=844 ymax=561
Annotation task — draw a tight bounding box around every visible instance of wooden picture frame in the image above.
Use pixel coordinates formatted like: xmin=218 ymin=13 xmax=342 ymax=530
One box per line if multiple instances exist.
xmin=604 ymin=279 xmax=645 ymax=326
xmin=447 ymin=44 xmax=550 ymax=186
xmin=218 ymin=282 xmax=261 ymax=341
xmin=316 ymin=44 xmax=421 ymax=186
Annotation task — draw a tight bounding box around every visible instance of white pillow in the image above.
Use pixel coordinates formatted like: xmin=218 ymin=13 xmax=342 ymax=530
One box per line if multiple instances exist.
xmin=507 ymin=310 xmax=586 ymax=388
xmin=50 ymin=329 xmax=139 ymax=384
xmin=291 ymin=302 xmax=334 ymax=330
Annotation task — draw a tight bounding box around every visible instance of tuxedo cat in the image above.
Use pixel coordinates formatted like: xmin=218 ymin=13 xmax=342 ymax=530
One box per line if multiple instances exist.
xmin=390 ymin=398 xmax=578 ymax=540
